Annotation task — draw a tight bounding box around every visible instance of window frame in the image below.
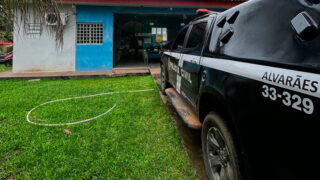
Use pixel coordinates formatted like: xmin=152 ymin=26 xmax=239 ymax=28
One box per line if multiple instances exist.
xmin=199 ymin=15 xmax=218 ymax=57
xmin=171 ymin=25 xmax=190 ymax=51
xmin=208 ymin=15 xmax=225 ymax=54
xmin=184 ymin=21 xmax=208 ymax=51
xmin=76 ymin=23 xmax=104 ymax=45
xmin=26 ymin=22 xmax=42 ymax=35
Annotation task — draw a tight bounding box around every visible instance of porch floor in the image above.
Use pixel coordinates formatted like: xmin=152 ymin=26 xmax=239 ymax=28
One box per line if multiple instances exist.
xmin=0 ymin=68 xmax=160 ymax=79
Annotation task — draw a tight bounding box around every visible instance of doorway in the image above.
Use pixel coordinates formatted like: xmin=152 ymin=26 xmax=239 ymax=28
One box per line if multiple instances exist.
xmin=113 ymin=13 xmax=194 ymax=68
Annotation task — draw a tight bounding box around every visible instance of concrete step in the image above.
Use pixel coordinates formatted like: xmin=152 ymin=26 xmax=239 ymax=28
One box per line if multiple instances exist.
xmin=165 ymin=88 xmax=202 ymax=130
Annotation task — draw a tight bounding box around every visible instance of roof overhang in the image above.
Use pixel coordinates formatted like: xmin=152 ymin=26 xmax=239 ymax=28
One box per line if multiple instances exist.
xmin=57 ymin=0 xmax=245 ymax=8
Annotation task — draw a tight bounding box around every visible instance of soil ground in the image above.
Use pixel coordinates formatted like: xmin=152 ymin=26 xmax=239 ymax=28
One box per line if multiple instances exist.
xmin=150 ymin=69 xmax=207 ymax=180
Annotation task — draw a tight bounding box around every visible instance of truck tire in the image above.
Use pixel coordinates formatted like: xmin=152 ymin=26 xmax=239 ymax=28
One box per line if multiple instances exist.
xmin=202 ymin=112 xmax=242 ymax=180
xmin=160 ymin=64 xmax=168 ymax=94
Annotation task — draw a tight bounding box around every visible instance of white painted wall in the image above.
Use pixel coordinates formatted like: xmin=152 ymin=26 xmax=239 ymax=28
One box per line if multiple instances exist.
xmin=13 ymin=5 xmax=76 ymax=73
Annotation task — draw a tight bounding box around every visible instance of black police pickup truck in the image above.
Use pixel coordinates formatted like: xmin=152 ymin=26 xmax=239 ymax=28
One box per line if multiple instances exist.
xmin=160 ymin=0 xmax=320 ymax=179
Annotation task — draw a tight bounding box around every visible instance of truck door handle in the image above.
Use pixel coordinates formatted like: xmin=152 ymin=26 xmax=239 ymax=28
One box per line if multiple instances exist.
xmin=190 ymin=59 xmax=199 ymax=64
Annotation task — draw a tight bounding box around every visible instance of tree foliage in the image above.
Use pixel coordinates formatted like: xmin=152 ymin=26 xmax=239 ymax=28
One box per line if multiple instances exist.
xmin=0 ymin=2 xmax=13 ymax=42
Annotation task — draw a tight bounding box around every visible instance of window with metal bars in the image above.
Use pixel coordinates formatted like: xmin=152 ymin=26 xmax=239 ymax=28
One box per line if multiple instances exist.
xmin=76 ymin=23 xmax=103 ymax=45
xmin=27 ymin=23 xmax=42 ymax=35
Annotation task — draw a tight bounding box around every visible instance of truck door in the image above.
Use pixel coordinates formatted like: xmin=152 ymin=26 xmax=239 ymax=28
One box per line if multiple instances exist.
xmin=166 ymin=27 xmax=189 ymax=92
xmin=179 ymin=21 xmax=209 ymax=106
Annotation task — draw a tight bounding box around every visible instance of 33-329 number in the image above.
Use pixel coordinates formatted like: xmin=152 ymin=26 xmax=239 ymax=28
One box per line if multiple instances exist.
xmin=262 ymin=85 xmax=314 ymax=115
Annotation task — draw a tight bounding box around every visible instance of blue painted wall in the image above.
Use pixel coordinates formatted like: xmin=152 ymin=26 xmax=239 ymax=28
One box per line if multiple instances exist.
xmin=76 ymin=6 xmax=220 ymax=71
xmin=76 ymin=6 xmax=113 ymax=71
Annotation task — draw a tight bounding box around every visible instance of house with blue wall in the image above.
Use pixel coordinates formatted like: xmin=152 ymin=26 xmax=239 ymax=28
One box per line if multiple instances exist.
xmin=13 ymin=0 xmax=244 ymax=73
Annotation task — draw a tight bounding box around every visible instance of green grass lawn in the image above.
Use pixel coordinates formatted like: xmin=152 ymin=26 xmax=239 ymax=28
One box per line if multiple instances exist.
xmin=0 ymin=76 xmax=196 ymax=179
xmin=0 ymin=64 xmax=11 ymax=73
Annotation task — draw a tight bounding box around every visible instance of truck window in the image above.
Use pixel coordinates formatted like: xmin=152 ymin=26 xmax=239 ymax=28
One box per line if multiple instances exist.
xmin=172 ymin=27 xmax=188 ymax=51
xmin=186 ymin=22 xmax=207 ymax=49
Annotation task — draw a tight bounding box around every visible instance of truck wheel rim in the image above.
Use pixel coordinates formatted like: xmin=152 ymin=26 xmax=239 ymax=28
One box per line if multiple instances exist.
xmin=207 ymin=127 xmax=234 ymax=180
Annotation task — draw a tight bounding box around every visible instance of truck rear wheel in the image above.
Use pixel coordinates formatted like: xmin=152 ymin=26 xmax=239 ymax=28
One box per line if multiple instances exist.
xmin=202 ymin=112 xmax=241 ymax=180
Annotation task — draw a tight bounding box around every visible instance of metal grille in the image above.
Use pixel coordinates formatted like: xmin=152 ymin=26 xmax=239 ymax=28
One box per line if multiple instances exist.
xmin=27 ymin=23 xmax=42 ymax=35
xmin=77 ymin=23 xmax=103 ymax=45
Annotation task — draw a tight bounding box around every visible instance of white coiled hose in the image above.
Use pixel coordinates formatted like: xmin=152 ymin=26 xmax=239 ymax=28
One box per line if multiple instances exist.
xmin=26 ymin=89 xmax=154 ymax=126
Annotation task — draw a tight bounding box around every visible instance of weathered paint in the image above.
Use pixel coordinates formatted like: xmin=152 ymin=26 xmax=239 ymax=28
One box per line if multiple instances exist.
xmin=13 ymin=4 xmax=222 ymax=73
xmin=13 ymin=5 xmax=76 ymax=73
